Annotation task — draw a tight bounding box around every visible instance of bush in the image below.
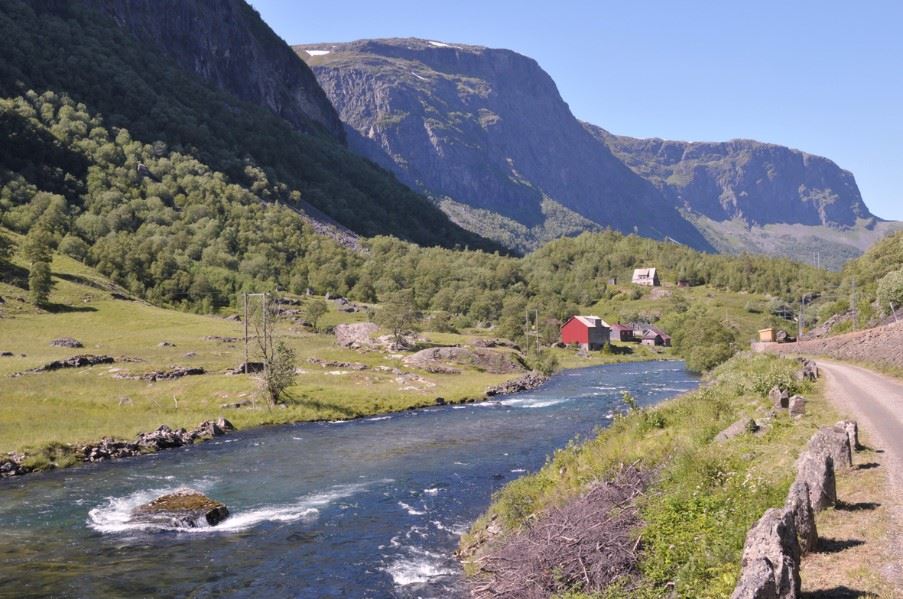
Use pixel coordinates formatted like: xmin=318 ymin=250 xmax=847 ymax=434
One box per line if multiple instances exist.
xmin=876 ymin=268 xmax=903 ymax=315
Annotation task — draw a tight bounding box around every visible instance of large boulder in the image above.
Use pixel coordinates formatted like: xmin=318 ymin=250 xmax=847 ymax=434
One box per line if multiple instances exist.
xmin=50 ymin=337 xmax=83 ymax=348
xmin=833 ymin=420 xmax=860 ymax=452
xmin=334 ymin=322 xmax=379 ymax=349
xmin=715 ymin=418 xmax=759 ymax=443
xmin=403 ymin=347 xmax=526 ymax=375
xmin=796 ymin=453 xmax=836 ymax=512
xmin=132 ymin=488 xmax=229 ymax=528
xmin=807 ymin=427 xmax=852 ymax=471
xmin=785 ymin=481 xmax=818 ymax=555
xmin=736 ymin=508 xmax=801 ymax=599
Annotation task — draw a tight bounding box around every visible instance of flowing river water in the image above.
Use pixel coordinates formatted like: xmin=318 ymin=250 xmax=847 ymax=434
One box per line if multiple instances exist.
xmin=0 ymin=361 xmax=698 ymax=598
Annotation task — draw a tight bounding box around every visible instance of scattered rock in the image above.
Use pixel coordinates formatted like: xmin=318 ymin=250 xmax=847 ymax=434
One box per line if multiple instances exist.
xmin=221 ymin=399 xmax=253 ymax=409
xmin=132 ymin=488 xmax=229 ymax=528
xmin=183 ymin=351 xmax=197 ymax=358
xmin=203 ymin=336 xmax=238 ymax=343
xmin=716 ymin=418 xmax=760 ymax=443
xmin=806 ymin=427 xmax=852 ymax=471
xmin=307 ymin=357 xmax=368 ymax=370
xmin=158 ymin=341 xmax=176 ymax=347
xmin=795 ymin=359 xmax=819 ymax=382
xmin=788 ymin=395 xmax=806 ymax=418
xmin=796 ymin=453 xmax=836 ymax=512
xmin=225 ymin=361 xmax=265 ymax=375
xmin=50 ymin=337 xmax=83 ymax=348
xmin=110 ymin=292 xmax=131 ymax=300
xmin=435 ymin=397 xmax=447 ymax=406
xmin=833 ymin=420 xmax=860 ymax=451
xmin=17 ymin=354 xmax=115 ymax=376
xmin=223 ymin=314 xmax=241 ymax=321
xmin=471 ymin=337 xmax=518 ymax=349
xmin=113 ymin=366 xmax=205 ymax=382
xmin=486 ymin=371 xmax=549 ymax=397
xmin=735 ymin=508 xmax=801 ymax=599
xmin=768 ymin=386 xmax=790 ymax=409
xmin=785 ymin=481 xmax=818 ymax=555
xmin=0 ymin=351 xmax=13 ymax=357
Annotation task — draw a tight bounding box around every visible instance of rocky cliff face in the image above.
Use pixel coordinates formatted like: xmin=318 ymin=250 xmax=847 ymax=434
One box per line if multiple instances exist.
xmin=588 ymin=126 xmax=873 ymax=227
xmin=85 ymin=0 xmax=344 ymax=140
xmin=298 ymin=39 xmax=712 ymax=251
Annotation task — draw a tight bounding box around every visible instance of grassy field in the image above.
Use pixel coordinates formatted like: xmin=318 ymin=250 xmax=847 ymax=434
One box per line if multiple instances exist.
xmin=460 ymin=353 xmax=842 ymax=597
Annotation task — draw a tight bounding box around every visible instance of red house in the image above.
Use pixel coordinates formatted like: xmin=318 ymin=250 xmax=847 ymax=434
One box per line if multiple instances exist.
xmin=560 ymin=316 xmax=611 ymax=350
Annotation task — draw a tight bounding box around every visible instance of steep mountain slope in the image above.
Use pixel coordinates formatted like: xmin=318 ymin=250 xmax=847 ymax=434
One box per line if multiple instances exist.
xmin=83 ymin=0 xmax=345 ymax=141
xmin=297 ymin=39 xmax=713 ymax=252
xmin=588 ymin=125 xmax=901 ymax=269
xmin=0 ymin=2 xmax=496 ymax=250
xmin=297 ymin=38 xmax=894 ymax=263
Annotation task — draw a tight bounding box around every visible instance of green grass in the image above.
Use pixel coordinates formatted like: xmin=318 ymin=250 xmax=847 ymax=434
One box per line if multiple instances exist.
xmin=461 ymin=353 xmax=840 ymax=597
xmin=0 ymin=252 xmax=516 ymax=458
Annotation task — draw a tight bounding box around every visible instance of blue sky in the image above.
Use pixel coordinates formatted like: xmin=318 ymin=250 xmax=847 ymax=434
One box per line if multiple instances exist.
xmin=251 ymin=0 xmax=902 ymax=220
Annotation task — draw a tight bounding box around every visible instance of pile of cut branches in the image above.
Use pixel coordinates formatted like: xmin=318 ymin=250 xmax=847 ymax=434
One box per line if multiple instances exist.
xmin=470 ymin=463 xmax=649 ymax=598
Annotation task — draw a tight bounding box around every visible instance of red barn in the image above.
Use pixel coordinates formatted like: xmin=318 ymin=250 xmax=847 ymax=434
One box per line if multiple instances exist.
xmin=560 ymin=316 xmax=611 ymax=350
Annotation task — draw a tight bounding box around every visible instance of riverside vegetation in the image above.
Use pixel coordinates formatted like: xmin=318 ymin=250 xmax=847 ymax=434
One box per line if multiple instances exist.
xmin=460 ymin=353 xmax=843 ymax=597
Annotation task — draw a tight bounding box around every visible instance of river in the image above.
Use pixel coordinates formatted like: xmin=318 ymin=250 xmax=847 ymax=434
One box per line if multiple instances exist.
xmin=0 ymin=361 xmax=698 ymax=598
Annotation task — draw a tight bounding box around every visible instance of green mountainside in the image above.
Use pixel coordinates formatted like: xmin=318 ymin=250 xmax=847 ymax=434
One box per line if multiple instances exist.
xmin=0 ymin=2 xmax=496 ymax=250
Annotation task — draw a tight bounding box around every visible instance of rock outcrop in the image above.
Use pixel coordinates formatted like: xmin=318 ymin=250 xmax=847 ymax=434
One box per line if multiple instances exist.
xmin=132 ymin=488 xmax=229 ymax=528
xmin=403 ymin=347 xmax=525 ymax=375
xmin=334 ymin=322 xmax=380 ymax=349
xmin=485 ymin=371 xmax=550 ymax=397
xmin=83 ymin=0 xmax=344 ymax=140
xmin=16 ymin=354 xmax=114 ymax=376
xmin=50 ymin=337 xmax=83 ymax=348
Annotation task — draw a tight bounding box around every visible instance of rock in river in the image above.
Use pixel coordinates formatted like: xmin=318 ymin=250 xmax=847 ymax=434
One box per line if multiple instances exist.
xmin=132 ymin=488 xmax=229 ymax=528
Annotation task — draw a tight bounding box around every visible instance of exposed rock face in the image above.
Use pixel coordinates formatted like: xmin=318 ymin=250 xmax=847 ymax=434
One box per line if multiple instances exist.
xmin=595 ymin=128 xmax=873 ymax=229
xmin=403 ymin=347 xmax=525 ymax=375
xmin=796 ymin=453 xmax=836 ymax=512
xmin=735 ymin=508 xmax=801 ymax=599
xmin=298 ymin=38 xmax=712 ymax=252
xmin=83 ymin=0 xmax=344 ymax=140
xmin=785 ymin=481 xmax=818 ymax=555
xmin=17 ymin=354 xmax=114 ymax=375
xmin=113 ymin=366 xmax=205 ymax=382
xmin=132 ymin=488 xmax=229 ymax=528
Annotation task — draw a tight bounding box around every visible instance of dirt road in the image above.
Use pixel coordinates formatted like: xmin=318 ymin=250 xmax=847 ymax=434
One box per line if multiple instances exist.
xmin=814 ymin=360 xmax=903 ymax=594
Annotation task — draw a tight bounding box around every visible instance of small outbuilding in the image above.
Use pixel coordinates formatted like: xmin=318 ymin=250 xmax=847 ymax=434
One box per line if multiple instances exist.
xmin=638 ymin=325 xmax=671 ymax=347
xmin=757 ymin=327 xmax=776 ymax=342
xmin=610 ymin=323 xmax=636 ymax=342
xmin=632 ymin=268 xmax=660 ymax=287
xmin=560 ymin=316 xmax=611 ymax=350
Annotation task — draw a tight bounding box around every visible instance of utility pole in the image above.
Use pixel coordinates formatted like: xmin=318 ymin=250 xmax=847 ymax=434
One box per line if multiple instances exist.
xmin=851 ymin=277 xmax=857 ymax=331
xmin=243 ymin=292 xmax=249 ymax=374
xmin=798 ymin=295 xmax=804 ymax=342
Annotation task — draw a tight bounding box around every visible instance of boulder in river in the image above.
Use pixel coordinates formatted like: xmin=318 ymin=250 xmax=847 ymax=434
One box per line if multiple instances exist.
xmin=132 ymin=488 xmax=229 ymax=528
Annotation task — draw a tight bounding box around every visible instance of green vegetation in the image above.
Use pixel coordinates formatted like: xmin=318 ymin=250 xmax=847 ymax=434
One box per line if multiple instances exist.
xmin=461 ymin=354 xmax=838 ymax=597
xmin=0 ymin=0 xmax=494 ymax=251
xmin=839 ymin=230 xmax=903 ymax=325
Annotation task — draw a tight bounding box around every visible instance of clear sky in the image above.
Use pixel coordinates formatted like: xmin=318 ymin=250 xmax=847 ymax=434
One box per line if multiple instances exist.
xmin=250 ymin=0 xmax=902 ymax=220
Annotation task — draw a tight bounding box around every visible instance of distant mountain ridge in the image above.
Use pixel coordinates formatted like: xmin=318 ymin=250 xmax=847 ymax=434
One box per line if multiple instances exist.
xmin=297 ymin=38 xmax=713 ymax=252
xmin=298 ymin=38 xmax=895 ymax=263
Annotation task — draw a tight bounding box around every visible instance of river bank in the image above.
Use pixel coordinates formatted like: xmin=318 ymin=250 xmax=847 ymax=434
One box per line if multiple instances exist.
xmin=459 ymin=353 xmax=841 ymax=598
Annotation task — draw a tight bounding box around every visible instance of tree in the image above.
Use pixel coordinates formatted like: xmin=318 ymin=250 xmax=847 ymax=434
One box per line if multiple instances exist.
xmin=876 ymin=269 xmax=903 ymax=316
xmin=303 ymin=298 xmax=329 ymax=332
xmin=376 ymin=289 xmax=420 ymax=344
xmin=251 ymin=294 xmax=297 ymax=405
xmin=0 ymin=232 xmax=12 ymax=261
xmin=28 ymin=259 xmax=52 ymax=306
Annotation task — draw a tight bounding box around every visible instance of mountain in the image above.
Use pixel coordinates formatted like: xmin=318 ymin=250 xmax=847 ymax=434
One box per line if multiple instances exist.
xmin=82 ymin=0 xmax=345 ymax=141
xmin=297 ymin=38 xmax=713 ymax=253
xmin=297 ymin=38 xmax=897 ymax=265
xmin=0 ymin=2 xmax=497 ymax=251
